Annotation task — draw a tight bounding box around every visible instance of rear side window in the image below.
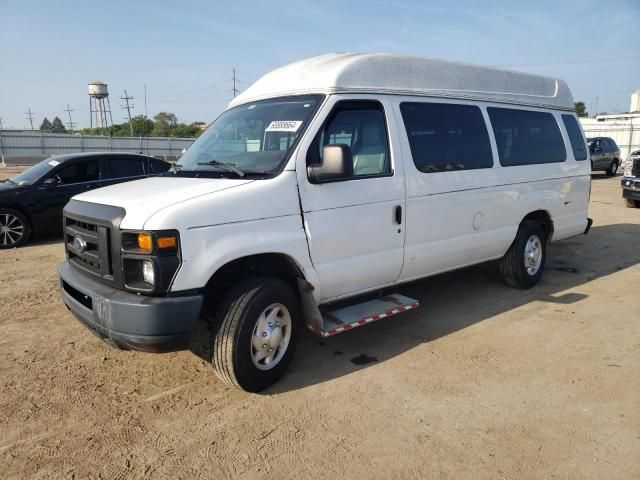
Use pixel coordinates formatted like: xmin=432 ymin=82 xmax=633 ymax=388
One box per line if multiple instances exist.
xmin=106 ymin=157 xmax=145 ymax=178
xmin=561 ymin=115 xmax=587 ymax=160
xmin=488 ymin=108 xmax=566 ymax=166
xmin=400 ymin=102 xmax=493 ymax=173
xmin=150 ymin=159 xmax=171 ymax=173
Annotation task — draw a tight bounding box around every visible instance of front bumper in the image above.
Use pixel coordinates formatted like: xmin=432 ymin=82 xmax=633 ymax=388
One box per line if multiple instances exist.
xmin=621 ymin=177 xmax=640 ymax=201
xmin=58 ymin=261 xmax=203 ymax=352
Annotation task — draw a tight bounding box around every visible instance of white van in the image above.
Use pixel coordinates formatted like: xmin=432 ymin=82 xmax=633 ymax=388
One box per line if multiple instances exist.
xmin=58 ymin=54 xmax=592 ymax=391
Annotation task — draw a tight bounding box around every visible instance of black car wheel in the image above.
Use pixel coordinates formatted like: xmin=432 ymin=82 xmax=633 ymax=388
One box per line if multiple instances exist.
xmin=0 ymin=208 xmax=31 ymax=249
xmin=605 ymin=161 xmax=618 ymax=176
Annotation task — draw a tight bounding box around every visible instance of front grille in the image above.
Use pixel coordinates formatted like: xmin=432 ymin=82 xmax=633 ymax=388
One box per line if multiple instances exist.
xmin=632 ymin=157 xmax=640 ymax=177
xmin=65 ymin=215 xmax=112 ymax=277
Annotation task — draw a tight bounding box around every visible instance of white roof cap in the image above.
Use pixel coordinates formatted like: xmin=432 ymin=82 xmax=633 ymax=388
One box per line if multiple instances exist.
xmin=229 ymin=53 xmax=575 ymax=111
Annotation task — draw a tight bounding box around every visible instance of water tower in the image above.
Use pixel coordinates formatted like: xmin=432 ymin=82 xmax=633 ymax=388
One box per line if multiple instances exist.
xmin=88 ymin=81 xmax=113 ymax=129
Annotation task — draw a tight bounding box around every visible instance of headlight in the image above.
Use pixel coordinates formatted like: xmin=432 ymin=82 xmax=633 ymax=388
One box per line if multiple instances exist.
xmin=142 ymin=260 xmax=155 ymax=285
xmin=121 ymin=230 xmax=181 ymax=294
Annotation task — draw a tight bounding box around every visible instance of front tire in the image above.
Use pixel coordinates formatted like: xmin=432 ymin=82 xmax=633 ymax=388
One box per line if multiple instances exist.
xmin=498 ymin=220 xmax=547 ymax=289
xmin=605 ymin=161 xmax=618 ymax=176
xmin=212 ymin=277 xmax=300 ymax=392
xmin=625 ymin=198 xmax=640 ymax=208
xmin=0 ymin=208 xmax=31 ymax=249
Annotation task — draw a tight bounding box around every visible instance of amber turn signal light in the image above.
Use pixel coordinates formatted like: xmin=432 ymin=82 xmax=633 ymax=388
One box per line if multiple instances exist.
xmin=137 ymin=233 xmax=153 ymax=253
xmin=157 ymin=236 xmax=177 ymax=249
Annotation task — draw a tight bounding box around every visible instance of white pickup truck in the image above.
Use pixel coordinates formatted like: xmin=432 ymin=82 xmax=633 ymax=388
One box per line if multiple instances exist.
xmin=58 ymin=53 xmax=591 ymax=391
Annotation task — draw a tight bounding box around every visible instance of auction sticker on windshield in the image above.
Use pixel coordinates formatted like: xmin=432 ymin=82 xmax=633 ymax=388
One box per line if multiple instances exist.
xmin=265 ymin=120 xmax=303 ymax=132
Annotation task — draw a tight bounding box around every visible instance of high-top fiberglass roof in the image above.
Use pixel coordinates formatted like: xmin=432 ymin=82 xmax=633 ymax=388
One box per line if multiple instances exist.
xmin=229 ymin=53 xmax=575 ymax=111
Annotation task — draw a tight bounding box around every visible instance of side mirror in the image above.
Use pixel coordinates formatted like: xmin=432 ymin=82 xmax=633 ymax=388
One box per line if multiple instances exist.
xmin=307 ymin=144 xmax=354 ymax=184
xmin=42 ymin=176 xmax=60 ymax=187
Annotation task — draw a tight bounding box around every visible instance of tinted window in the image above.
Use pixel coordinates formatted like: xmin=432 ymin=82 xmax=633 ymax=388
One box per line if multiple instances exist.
xmin=308 ymin=101 xmax=391 ymax=177
xmin=400 ymin=102 xmax=493 ymax=172
xmin=561 ymin=114 xmax=587 ymax=160
xmin=150 ymin=159 xmax=171 ymax=173
xmin=488 ymin=108 xmax=566 ymax=166
xmin=54 ymin=159 xmax=100 ymax=184
xmin=607 ymin=138 xmax=618 ymax=151
xmin=107 ymin=157 xmax=145 ymax=178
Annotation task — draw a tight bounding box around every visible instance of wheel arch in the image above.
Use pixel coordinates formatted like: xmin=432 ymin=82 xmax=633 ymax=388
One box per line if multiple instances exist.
xmin=522 ymin=209 xmax=554 ymax=241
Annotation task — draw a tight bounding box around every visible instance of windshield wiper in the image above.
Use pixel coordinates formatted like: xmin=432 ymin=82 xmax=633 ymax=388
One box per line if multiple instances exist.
xmin=196 ymin=160 xmax=245 ymax=177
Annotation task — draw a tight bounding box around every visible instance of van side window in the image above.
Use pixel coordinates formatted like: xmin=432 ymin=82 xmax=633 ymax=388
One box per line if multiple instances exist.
xmin=488 ymin=108 xmax=566 ymax=166
xmin=399 ymin=102 xmax=493 ymax=173
xmin=561 ymin=115 xmax=587 ymax=161
xmin=308 ymin=101 xmax=391 ymax=177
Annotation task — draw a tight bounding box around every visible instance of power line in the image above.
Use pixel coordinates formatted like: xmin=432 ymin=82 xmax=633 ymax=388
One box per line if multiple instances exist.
xmin=495 ymin=55 xmax=640 ymax=68
xmin=64 ymin=104 xmax=76 ymax=133
xmin=25 ymin=108 xmax=35 ymax=130
xmin=120 ymin=90 xmax=134 ymax=136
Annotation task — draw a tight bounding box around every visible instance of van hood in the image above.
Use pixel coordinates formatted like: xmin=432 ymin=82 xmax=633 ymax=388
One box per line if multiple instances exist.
xmin=73 ymin=176 xmax=254 ymax=226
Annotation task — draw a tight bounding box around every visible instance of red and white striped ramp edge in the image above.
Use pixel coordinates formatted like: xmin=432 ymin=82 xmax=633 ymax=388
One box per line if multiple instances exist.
xmin=309 ymin=293 xmax=419 ymax=337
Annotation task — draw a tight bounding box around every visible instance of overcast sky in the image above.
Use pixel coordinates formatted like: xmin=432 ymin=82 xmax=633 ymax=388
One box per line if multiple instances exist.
xmin=1 ymin=0 xmax=638 ymax=129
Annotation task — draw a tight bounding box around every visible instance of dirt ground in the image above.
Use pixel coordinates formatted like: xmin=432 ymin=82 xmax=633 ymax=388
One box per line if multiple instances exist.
xmin=1 ymin=166 xmax=639 ymax=479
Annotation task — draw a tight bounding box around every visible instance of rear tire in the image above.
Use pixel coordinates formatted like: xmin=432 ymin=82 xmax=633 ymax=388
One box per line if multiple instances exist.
xmin=212 ymin=277 xmax=300 ymax=392
xmin=498 ymin=220 xmax=547 ymax=289
xmin=605 ymin=161 xmax=618 ymax=176
xmin=0 ymin=208 xmax=31 ymax=249
xmin=625 ymin=198 xmax=640 ymax=208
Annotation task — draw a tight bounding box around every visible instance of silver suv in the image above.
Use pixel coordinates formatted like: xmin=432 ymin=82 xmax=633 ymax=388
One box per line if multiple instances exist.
xmin=588 ymin=137 xmax=621 ymax=176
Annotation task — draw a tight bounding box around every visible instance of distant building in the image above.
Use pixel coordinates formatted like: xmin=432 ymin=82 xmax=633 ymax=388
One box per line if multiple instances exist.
xmin=630 ymin=90 xmax=640 ymax=113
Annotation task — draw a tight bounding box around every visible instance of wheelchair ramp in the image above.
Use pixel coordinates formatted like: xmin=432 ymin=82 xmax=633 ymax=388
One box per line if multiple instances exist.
xmin=312 ymin=294 xmax=419 ymax=337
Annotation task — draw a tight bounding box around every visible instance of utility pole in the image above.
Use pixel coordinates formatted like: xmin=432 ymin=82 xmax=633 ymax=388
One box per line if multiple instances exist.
xmin=232 ymin=68 xmax=239 ymax=98
xmin=594 ymin=97 xmax=599 ymax=118
xmin=64 ymin=104 xmax=76 ymax=133
xmin=0 ymin=117 xmax=5 ymax=160
xmin=121 ymin=90 xmax=134 ymax=136
xmin=25 ymin=108 xmax=35 ymax=130
xmin=144 ymin=84 xmax=148 ymax=118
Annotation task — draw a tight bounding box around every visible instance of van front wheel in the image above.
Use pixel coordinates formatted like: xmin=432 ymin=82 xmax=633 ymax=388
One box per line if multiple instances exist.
xmin=498 ymin=220 xmax=547 ymax=289
xmin=212 ymin=277 xmax=300 ymax=392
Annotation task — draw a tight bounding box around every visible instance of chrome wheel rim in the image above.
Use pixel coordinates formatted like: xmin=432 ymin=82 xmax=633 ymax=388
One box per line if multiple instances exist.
xmin=250 ymin=303 xmax=291 ymax=371
xmin=611 ymin=163 xmax=617 ymax=174
xmin=0 ymin=213 xmax=24 ymax=246
xmin=524 ymin=235 xmax=543 ymax=276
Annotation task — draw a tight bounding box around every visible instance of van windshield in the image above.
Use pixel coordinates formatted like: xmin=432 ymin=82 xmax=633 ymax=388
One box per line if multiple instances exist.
xmin=177 ymin=95 xmax=323 ymax=176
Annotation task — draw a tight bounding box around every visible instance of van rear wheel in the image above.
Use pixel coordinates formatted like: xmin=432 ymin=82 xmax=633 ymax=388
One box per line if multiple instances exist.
xmin=212 ymin=277 xmax=300 ymax=392
xmin=498 ymin=220 xmax=547 ymax=289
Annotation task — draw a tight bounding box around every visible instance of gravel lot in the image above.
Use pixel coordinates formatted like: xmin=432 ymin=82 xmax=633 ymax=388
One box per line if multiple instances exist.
xmin=1 ymin=167 xmax=639 ymax=479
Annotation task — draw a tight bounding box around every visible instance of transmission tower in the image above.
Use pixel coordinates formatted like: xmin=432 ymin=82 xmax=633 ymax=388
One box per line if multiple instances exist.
xmin=232 ymin=68 xmax=239 ymax=98
xmin=121 ymin=90 xmax=134 ymax=136
xmin=25 ymin=109 xmax=35 ymax=130
xmin=64 ymin=104 xmax=76 ymax=132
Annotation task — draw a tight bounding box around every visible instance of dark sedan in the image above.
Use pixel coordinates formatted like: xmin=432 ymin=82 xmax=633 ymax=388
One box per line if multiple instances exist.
xmin=0 ymin=152 xmax=171 ymax=248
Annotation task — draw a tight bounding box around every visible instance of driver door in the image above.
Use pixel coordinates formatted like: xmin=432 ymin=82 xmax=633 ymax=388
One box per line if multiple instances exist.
xmin=34 ymin=157 xmax=102 ymax=233
xmin=296 ymin=96 xmax=406 ymax=302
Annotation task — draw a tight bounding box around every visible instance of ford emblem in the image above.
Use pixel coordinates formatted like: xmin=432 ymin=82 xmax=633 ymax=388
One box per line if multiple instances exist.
xmin=73 ymin=236 xmax=87 ymax=253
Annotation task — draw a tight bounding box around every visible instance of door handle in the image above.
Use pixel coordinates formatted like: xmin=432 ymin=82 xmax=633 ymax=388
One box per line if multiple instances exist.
xmin=395 ymin=205 xmax=402 ymax=224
